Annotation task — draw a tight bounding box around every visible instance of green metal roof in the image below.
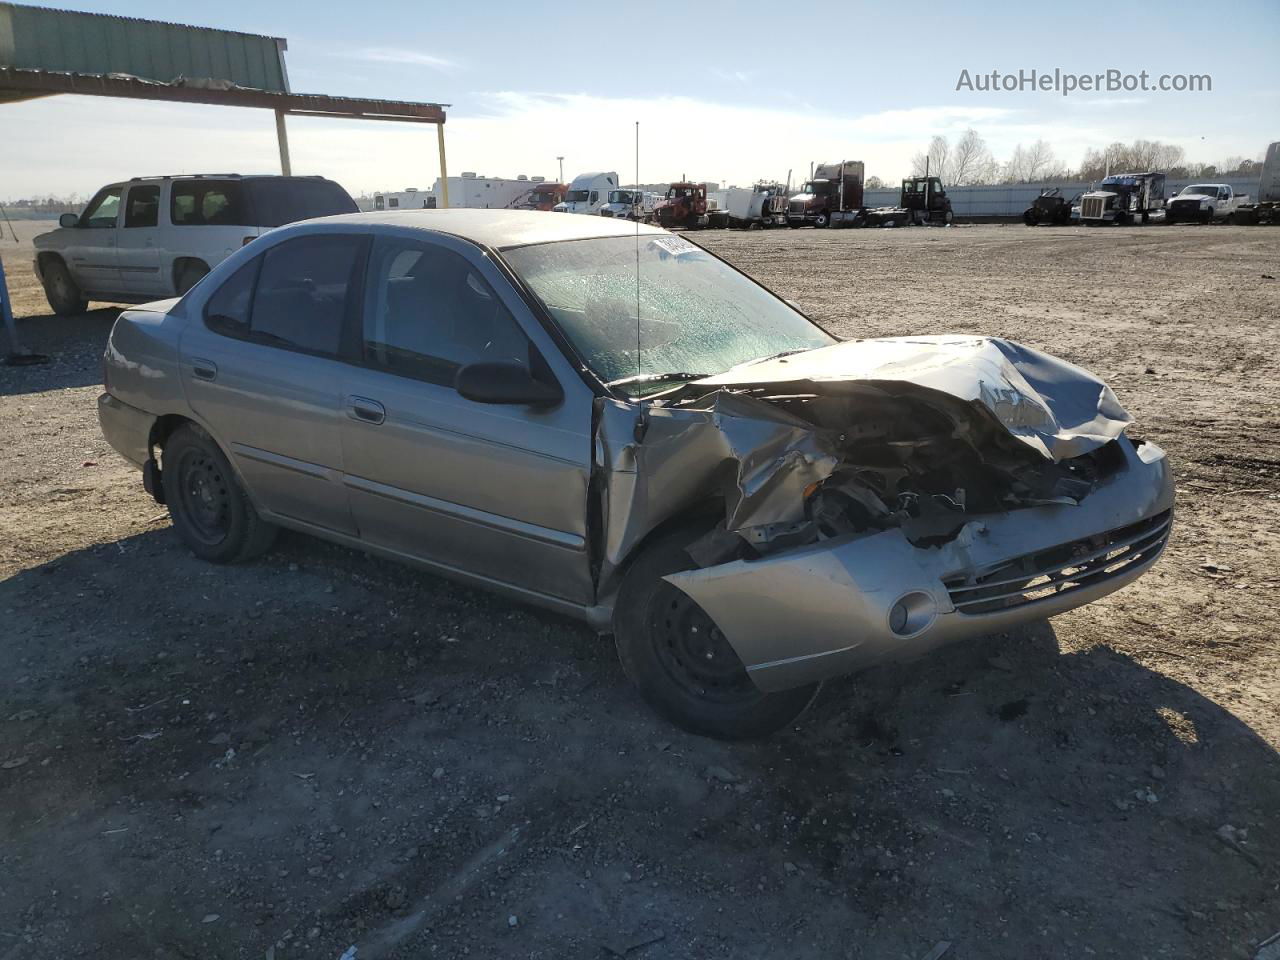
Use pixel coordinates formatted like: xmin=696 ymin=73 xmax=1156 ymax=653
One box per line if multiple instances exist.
xmin=0 ymin=2 xmax=288 ymax=92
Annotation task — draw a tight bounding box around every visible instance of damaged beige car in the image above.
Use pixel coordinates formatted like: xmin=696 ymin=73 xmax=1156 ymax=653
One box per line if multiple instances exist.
xmin=98 ymin=211 xmax=1174 ymax=739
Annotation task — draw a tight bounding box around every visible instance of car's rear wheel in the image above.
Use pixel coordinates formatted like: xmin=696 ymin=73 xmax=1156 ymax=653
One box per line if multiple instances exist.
xmin=40 ymin=258 xmax=88 ymax=316
xmin=614 ymin=529 xmax=819 ymax=739
xmin=161 ymin=424 xmax=277 ymax=564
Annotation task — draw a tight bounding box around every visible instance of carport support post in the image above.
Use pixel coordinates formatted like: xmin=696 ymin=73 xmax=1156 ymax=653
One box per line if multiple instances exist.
xmin=0 ymin=258 xmax=26 ymax=358
xmin=275 ymin=110 xmax=292 ymax=176
xmin=436 ymin=121 xmax=449 ymax=208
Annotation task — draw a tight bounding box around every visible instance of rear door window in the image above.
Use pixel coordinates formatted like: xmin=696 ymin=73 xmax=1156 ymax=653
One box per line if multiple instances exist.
xmin=172 ymin=180 xmax=246 ymax=226
xmin=249 ymin=235 xmax=367 ymax=356
xmin=204 ymin=259 xmax=259 ymax=335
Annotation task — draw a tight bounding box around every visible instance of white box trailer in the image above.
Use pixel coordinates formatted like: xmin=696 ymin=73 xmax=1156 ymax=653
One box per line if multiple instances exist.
xmin=433 ymin=173 xmax=548 ymax=210
xmin=1234 ymin=141 xmax=1280 ymax=224
xmin=373 ymin=188 xmax=435 ymax=211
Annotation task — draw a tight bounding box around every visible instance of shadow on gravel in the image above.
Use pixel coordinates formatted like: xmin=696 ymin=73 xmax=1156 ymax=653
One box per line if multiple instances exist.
xmin=1 ymin=530 xmax=1277 ymax=959
xmin=0 ymin=307 xmax=120 ymax=396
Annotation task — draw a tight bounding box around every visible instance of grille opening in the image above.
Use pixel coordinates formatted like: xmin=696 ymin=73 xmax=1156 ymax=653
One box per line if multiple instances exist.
xmin=943 ymin=510 xmax=1171 ymax=615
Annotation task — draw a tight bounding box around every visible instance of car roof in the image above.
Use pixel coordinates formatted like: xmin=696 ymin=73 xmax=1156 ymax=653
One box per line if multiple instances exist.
xmin=311 ymin=208 xmax=667 ymax=249
xmin=114 ymin=174 xmax=333 ymax=184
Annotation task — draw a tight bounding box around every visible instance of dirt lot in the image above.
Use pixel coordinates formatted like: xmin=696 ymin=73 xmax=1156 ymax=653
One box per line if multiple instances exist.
xmin=2 ymin=221 xmax=1278 ymax=960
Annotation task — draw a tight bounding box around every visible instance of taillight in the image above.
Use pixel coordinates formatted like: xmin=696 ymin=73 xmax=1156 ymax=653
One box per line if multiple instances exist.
xmin=242 ymin=236 xmax=256 ymax=246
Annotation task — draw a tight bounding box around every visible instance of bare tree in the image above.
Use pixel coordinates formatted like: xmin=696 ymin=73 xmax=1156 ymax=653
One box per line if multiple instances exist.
xmin=1077 ymin=139 xmax=1187 ymax=180
xmin=1003 ymin=140 xmax=1058 ymax=183
xmin=911 ymin=136 xmax=950 ymax=182
xmin=949 ymin=129 xmax=997 ymax=185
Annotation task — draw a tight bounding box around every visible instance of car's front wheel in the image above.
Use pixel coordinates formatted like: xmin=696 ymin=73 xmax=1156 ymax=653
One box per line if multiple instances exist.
xmin=161 ymin=424 xmax=277 ymax=563
xmin=40 ymin=258 xmax=88 ymax=316
xmin=614 ymin=529 xmax=819 ymax=739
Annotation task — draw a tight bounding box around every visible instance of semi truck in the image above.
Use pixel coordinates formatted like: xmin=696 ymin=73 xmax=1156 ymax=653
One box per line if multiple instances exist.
xmin=599 ymin=188 xmax=654 ymax=221
xmin=1232 ymin=141 xmax=1280 ymax=225
xmin=723 ymin=181 xmax=789 ymax=229
xmin=553 ymin=172 xmax=619 ymax=215
xmin=512 ymin=181 xmax=566 ymax=211
xmin=654 ymin=182 xmax=729 ymax=229
xmin=1078 ymin=172 xmax=1165 ymax=225
xmin=786 ymin=161 xmax=865 ymax=227
xmin=864 ymin=176 xmax=954 ymax=226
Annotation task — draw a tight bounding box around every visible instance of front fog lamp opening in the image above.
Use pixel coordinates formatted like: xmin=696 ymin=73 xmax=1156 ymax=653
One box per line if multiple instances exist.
xmin=888 ymin=591 xmax=937 ymax=637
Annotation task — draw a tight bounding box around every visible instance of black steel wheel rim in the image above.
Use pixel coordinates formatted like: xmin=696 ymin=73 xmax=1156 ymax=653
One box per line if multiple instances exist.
xmin=176 ymin=448 xmax=231 ymax=544
xmin=648 ymin=582 xmax=756 ymax=703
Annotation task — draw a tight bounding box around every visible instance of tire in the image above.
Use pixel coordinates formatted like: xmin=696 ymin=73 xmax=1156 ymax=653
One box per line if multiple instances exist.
xmin=40 ymin=258 xmax=88 ymax=316
xmin=161 ymin=424 xmax=277 ymax=564
xmin=613 ymin=529 xmax=820 ymax=740
xmin=175 ymin=260 xmax=210 ymax=296
xmin=943 ymin=209 xmax=954 ymax=224
xmin=1201 ymin=207 xmax=1213 ymax=225
xmin=814 ymin=211 xmax=830 ymax=228
xmin=1023 ymin=211 xmax=1036 ymax=226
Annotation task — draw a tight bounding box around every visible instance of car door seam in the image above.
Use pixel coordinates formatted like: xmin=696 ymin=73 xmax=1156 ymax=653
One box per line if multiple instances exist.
xmin=343 ymin=474 xmax=585 ymax=550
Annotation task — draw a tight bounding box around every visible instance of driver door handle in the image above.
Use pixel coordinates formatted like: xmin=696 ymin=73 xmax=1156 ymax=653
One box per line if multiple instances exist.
xmin=347 ymin=396 xmax=386 ymax=425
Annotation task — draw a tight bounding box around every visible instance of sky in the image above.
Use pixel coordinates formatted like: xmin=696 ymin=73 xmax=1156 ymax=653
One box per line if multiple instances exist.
xmin=4 ymin=0 xmax=1278 ymax=200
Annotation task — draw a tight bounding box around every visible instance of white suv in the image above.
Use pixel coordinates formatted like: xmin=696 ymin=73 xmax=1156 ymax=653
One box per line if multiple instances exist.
xmin=33 ymin=174 xmax=357 ymax=315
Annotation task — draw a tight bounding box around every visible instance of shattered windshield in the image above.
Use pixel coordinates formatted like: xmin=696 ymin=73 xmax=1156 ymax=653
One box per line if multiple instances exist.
xmin=609 ymin=190 xmax=634 ymax=204
xmin=502 ymin=235 xmax=833 ymax=394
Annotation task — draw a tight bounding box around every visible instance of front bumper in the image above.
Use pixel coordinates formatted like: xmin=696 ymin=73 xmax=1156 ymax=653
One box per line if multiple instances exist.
xmin=98 ymin=392 xmax=153 ymax=469
xmin=666 ymin=438 xmax=1174 ymax=692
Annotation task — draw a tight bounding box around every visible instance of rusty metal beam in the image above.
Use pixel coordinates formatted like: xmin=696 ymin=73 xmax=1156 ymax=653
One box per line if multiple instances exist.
xmin=0 ymin=67 xmax=446 ymax=123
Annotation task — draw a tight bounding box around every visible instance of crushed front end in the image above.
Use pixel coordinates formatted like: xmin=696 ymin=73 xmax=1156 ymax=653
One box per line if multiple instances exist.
xmin=600 ymin=336 xmax=1174 ymax=692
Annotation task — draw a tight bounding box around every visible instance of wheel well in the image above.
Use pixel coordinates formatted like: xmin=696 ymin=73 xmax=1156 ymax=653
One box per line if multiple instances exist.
xmin=36 ymin=251 xmax=66 ymax=272
xmin=148 ymin=414 xmax=195 ymax=459
xmin=599 ymin=497 xmax=725 ymax=601
xmin=172 ymin=257 xmax=209 ymax=290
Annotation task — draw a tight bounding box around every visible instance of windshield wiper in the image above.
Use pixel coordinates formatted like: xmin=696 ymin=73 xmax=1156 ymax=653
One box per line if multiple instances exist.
xmin=606 ymin=371 xmax=710 ymax=390
xmin=744 ymin=348 xmax=810 ymax=365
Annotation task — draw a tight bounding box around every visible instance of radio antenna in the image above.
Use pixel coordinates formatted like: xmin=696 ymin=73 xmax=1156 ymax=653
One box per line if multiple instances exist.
xmin=634 ymin=120 xmax=641 ymax=378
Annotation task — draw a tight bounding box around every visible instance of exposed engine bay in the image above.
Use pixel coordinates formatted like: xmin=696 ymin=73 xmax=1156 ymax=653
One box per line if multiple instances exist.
xmin=605 ymin=335 xmax=1136 ymax=568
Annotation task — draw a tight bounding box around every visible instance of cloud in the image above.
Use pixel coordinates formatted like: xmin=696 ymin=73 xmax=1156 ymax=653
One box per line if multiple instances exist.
xmin=710 ymin=68 xmax=753 ymax=85
xmin=347 ymin=47 xmax=460 ymax=72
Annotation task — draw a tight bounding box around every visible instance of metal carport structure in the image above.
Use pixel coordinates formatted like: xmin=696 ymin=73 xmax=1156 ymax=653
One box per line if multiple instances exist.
xmin=1 ymin=1 xmax=450 ymax=360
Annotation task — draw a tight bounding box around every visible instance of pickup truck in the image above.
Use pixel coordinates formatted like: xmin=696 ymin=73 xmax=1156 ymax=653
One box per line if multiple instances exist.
xmin=1165 ymin=183 xmax=1239 ymax=224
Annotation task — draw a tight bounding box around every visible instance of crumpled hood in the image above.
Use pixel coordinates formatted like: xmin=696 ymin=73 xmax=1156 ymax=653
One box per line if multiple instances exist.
xmin=691 ymin=335 xmax=1132 ymax=462
xmin=1171 ymin=193 xmax=1213 ymax=203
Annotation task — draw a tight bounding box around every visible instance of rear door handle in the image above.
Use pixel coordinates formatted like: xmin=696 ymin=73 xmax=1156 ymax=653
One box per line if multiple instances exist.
xmin=191 ymin=359 xmax=217 ymax=382
xmin=347 ymin=396 xmax=386 ymax=425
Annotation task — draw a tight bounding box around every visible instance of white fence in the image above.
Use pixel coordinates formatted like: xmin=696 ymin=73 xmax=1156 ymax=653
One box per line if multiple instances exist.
xmin=862 ymin=177 xmax=1258 ymax=218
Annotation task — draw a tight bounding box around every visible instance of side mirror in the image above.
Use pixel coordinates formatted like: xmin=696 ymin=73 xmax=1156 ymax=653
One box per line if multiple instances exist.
xmin=455 ymin=362 xmax=563 ymax=408
xmin=59 ymin=213 xmax=80 ymax=228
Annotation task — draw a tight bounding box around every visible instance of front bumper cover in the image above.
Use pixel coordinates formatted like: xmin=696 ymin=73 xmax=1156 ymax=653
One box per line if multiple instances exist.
xmin=665 ymin=438 xmax=1173 ymax=692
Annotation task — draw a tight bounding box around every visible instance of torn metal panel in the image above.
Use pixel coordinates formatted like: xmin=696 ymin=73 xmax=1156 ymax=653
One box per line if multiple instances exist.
xmin=593 ymin=392 xmax=838 ymax=584
xmin=665 ymin=438 xmax=1174 ymax=692
xmin=687 ymin=336 xmax=1132 ymax=462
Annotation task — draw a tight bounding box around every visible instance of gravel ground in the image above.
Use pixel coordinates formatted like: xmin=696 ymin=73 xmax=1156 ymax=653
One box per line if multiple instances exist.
xmin=1 ymin=221 xmax=1278 ymax=960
